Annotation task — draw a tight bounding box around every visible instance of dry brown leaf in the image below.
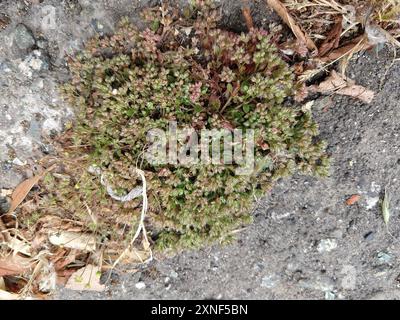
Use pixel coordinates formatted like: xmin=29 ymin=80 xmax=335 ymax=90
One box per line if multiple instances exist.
xmin=320 ymin=35 xmax=373 ymax=63
xmin=6 ymin=238 xmax=32 ymax=257
xmin=65 ymin=264 xmax=105 ymax=292
xmin=335 ymin=84 xmax=375 ymax=103
xmin=36 ymin=215 xmax=84 ymax=232
xmin=31 ymin=233 xmax=48 ymax=251
xmin=56 ymin=268 xmax=78 ymax=286
xmin=52 ymin=249 xmax=78 ymax=271
xmin=313 ymin=71 xmax=375 ymax=103
xmin=0 ymin=255 xmax=32 ymax=277
xmin=48 ymin=231 xmax=97 ymax=252
xmin=104 ymin=248 xmax=151 ymax=265
xmin=8 ymin=166 xmax=54 ymax=214
xmin=319 ymin=16 xmax=343 ymax=57
xmin=266 ymin=0 xmax=317 ymax=53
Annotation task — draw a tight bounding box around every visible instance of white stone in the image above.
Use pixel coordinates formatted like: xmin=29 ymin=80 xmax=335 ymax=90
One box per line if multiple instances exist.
xmin=261 ymin=274 xmax=280 ymax=289
xmin=12 ymin=158 xmax=25 ymax=166
xmin=135 ymin=282 xmax=146 ymax=290
xmin=317 ymin=239 xmax=338 ymax=253
xmin=365 ymin=196 xmax=379 ymax=210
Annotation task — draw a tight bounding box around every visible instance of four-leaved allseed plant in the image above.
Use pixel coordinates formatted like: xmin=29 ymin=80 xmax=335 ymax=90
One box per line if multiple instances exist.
xmin=43 ymin=0 xmax=329 ymax=252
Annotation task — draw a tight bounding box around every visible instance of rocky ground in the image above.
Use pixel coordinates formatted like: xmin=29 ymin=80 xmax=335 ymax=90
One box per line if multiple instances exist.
xmin=1 ymin=0 xmax=400 ymax=300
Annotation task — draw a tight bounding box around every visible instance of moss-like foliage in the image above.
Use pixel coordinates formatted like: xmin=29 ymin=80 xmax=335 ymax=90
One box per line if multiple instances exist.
xmin=45 ymin=1 xmax=328 ymax=252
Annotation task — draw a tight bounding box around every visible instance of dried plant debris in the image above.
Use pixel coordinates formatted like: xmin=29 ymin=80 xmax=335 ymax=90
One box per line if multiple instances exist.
xmin=267 ymin=0 xmax=318 ymax=53
xmin=7 ymin=167 xmax=53 ymax=214
xmin=311 ymin=70 xmax=375 ymax=103
xmin=281 ymin=0 xmax=400 ymax=46
xmin=265 ymin=0 xmax=399 ymax=98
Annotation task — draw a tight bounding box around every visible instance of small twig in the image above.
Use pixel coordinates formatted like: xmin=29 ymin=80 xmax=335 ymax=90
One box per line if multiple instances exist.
xmin=241 ymin=0 xmax=254 ymax=31
xmin=99 ymin=168 xmax=152 ymax=282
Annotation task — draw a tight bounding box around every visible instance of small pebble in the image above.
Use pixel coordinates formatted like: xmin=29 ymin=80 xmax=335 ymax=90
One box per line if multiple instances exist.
xmin=135 ymin=281 xmax=146 ymax=290
xmin=0 ymin=196 xmax=11 ymax=214
xmin=363 ymin=231 xmax=374 ymax=241
xmin=298 ymin=276 xmax=335 ymax=292
xmin=12 ymin=157 xmax=25 ymax=166
xmin=365 ymin=196 xmax=379 ymax=210
xmin=36 ymin=38 xmax=49 ymax=49
xmin=261 ymin=274 xmax=280 ymax=289
xmin=317 ymin=239 xmax=338 ymax=253
xmin=12 ymin=23 xmax=36 ymax=51
xmin=18 ymin=49 xmax=50 ymax=77
xmin=377 ymin=251 xmax=392 ymax=265
xmin=325 ymin=291 xmax=336 ymax=300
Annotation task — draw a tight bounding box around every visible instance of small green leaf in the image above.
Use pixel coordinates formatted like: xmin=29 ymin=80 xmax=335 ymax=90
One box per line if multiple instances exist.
xmin=151 ymin=20 xmax=160 ymax=32
xmin=125 ymin=109 xmax=135 ymax=117
xmin=240 ymin=81 xmax=250 ymax=93
xmin=194 ymin=105 xmax=203 ymax=113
